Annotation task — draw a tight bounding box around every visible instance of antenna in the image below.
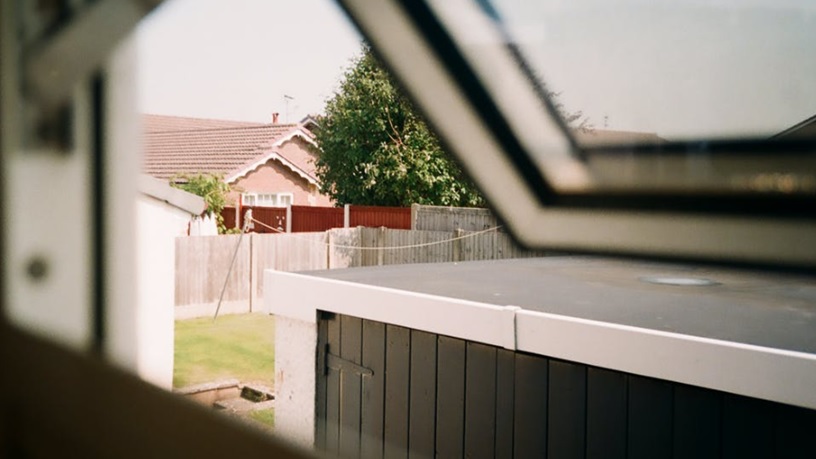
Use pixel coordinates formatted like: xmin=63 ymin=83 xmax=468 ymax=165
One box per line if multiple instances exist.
xmin=284 ymin=94 xmax=294 ymax=123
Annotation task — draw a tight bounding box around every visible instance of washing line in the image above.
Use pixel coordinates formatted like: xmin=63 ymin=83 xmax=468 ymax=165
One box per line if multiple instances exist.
xmin=246 ymin=216 xmax=503 ymax=251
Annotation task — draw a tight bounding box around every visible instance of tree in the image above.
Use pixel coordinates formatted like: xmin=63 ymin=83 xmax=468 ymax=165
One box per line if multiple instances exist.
xmin=172 ymin=173 xmax=234 ymax=234
xmin=315 ymin=47 xmax=484 ymax=207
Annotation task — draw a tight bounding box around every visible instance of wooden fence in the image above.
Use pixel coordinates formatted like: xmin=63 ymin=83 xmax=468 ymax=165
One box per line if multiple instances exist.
xmin=350 ymin=205 xmax=411 ymax=229
xmin=175 ymin=227 xmax=543 ymax=317
xmin=411 ymin=204 xmax=500 ymax=232
xmin=222 ymin=204 xmax=411 ymax=233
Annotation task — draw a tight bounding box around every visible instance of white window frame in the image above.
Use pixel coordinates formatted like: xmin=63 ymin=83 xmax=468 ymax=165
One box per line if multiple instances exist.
xmin=242 ymin=192 xmax=294 ymax=208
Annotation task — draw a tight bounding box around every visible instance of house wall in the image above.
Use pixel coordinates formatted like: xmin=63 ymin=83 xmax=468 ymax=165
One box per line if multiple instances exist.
xmin=136 ymin=195 xmax=194 ymax=389
xmin=277 ymin=137 xmax=320 ymax=177
xmin=229 ymin=158 xmax=332 ymax=207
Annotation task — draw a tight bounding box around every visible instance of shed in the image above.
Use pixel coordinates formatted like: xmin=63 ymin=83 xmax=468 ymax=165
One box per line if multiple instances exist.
xmin=136 ymin=174 xmax=206 ymax=388
xmin=267 ymin=257 xmax=816 ymax=456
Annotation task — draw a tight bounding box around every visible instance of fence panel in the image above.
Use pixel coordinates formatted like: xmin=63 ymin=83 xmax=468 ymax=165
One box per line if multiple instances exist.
xmin=412 ymin=205 xmax=499 ymax=232
xmin=252 ymin=232 xmax=329 ymax=304
xmin=249 ymin=207 xmax=287 ymax=233
xmin=291 ymin=205 xmax=344 ymax=232
xmin=175 ymin=235 xmax=251 ymax=307
xmin=328 ymin=228 xmax=362 ymax=269
xmin=383 ymin=229 xmax=453 ymax=265
xmin=222 ymin=207 xmax=239 ymax=230
xmin=350 ymin=205 xmax=411 ymax=229
xmin=176 ymin=226 xmax=546 ymax=316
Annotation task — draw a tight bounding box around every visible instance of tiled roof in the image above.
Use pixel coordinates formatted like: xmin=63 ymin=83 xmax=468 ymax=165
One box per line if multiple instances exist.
xmin=142 ymin=114 xmax=316 ymax=182
xmin=144 ymin=114 xmax=264 ymax=133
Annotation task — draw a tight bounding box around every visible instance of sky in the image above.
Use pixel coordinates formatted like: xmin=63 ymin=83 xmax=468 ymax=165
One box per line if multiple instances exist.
xmin=136 ymin=0 xmax=362 ymax=124
xmin=475 ymin=0 xmax=816 ymax=139
xmin=137 ymin=0 xmax=816 ymax=140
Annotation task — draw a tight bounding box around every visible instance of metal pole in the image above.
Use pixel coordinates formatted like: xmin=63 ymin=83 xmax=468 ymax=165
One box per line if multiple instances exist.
xmin=213 ymin=210 xmax=253 ymax=321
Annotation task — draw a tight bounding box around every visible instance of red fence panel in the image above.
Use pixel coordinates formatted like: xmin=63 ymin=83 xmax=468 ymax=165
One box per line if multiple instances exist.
xmin=249 ymin=206 xmax=287 ymax=233
xmin=349 ymin=205 xmax=411 ymax=229
xmin=290 ymin=205 xmax=344 ymax=232
xmin=222 ymin=206 xmax=287 ymax=233
xmin=222 ymin=207 xmax=238 ymax=230
xmin=223 ymin=204 xmax=412 ymax=233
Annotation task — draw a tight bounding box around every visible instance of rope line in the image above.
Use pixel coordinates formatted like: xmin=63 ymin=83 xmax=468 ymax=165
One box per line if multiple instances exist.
xmin=246 ymin=216 xmax=503 ymax=251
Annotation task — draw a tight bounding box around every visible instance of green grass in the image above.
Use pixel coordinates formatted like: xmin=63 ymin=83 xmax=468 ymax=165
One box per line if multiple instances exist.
xmin=248 ymin=409 xmax=275 ymax=429
xmin=174 ymin=313 xmax=275 ymax=388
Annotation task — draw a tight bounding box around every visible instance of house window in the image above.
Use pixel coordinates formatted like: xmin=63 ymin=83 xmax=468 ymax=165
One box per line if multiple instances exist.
xmin=242 ymin=192 xmax=293 ymax=207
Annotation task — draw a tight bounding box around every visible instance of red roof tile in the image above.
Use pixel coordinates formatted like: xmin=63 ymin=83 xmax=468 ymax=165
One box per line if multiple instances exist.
xmin=144 ymin=114 xmax=264 ymax=133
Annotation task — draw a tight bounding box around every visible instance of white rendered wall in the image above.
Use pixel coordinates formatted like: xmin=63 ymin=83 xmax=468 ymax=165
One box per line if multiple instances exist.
xmin=135 ymin=196 xmax=192 ymax=389
xmin=189 ymin=214 xmax=218 ymax=236
xmin=273 ymin=316 xmax=317 ymax=449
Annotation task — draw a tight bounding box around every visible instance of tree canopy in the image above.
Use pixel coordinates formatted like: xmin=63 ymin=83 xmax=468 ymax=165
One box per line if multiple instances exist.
xmin=314 ymin=47 xmax=484 ymax=207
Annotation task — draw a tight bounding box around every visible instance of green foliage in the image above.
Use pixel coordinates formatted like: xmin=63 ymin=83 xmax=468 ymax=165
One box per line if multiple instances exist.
xmin=315 ymin=46 xmax=484 ymax=207
xmin=172 ymin=173 xmax=232 ymax=234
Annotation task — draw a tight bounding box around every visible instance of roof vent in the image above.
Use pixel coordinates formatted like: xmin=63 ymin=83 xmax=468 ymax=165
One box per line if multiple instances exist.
xmin=639 ymin=276 xmax=720 ymax=287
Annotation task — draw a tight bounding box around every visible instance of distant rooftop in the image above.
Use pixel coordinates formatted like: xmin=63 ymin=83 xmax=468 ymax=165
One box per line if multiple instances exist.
xmin=142 ymin=114 xmax=316 ymax=182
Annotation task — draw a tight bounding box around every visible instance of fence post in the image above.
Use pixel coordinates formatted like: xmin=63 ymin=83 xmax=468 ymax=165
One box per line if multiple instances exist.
xmin=411 ymin=203 xmax=419 ymax=230
xmin=377 ymin=226 xmax=386 ymax=266
xmin=285 ymin=204 xmax=292 ymax=233
xmin=453 ymin=228 xmax=463 ymax=262
xmin=344 ymin=204 xmax=350 ymax=228
xmin=248 ymin=232 xmax=254 ymax=312
xmin=326 ymin=230 xmax=332 ymax=269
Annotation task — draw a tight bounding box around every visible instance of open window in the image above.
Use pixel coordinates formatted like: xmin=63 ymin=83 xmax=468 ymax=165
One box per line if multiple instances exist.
xmin=337 ymin=0 xmax=816 ymax=268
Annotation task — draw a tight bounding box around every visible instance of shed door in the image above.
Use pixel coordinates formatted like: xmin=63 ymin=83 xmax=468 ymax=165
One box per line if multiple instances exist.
xmin=316 ymin=312 xmax=816 ymax=459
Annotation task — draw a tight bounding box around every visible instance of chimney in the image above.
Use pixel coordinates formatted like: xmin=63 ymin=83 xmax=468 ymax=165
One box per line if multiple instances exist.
xmin=272 ymin=112 xmax=280 ymax=124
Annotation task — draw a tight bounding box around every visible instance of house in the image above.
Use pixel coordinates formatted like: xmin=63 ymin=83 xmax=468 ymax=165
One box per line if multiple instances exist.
xmin=143 ymin=113 xmax=332 ymax=211
xmin=136 ymin=174 xmax=207 ymax=389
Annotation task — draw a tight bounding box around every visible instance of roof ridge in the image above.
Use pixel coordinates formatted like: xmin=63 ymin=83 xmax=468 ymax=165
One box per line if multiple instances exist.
xmin=145 ymin=123 xmax=300 ymax=135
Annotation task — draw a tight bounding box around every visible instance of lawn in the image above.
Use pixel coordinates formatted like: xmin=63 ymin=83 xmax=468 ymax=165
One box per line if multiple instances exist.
xmin=174 ymin=313 xmax=276 ymax=388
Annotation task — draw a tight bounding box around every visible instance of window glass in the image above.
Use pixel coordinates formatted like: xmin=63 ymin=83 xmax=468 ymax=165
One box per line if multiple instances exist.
xmin=434 ymin=0 xmax=816 ymax=143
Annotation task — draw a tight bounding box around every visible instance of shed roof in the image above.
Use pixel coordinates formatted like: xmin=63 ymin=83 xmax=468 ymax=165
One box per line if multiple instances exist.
xmin=138 ymin=174 xmax=206 ymax=215
xmin=308 ymin=256 xmax=816 ymax=354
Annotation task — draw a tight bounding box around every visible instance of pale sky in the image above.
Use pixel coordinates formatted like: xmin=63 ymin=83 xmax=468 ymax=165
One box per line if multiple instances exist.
xmin=136 ymin=0 xmax=362 ymax=124
xmin=138 ymin=0 xmax=816 ymax=140
xmin=491 ymin=0 xmax=816 ymax=139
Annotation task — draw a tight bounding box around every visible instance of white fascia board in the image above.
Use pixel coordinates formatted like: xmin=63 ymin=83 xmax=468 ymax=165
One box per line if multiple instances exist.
xmin=225 ymin=151 xmax=317 ymax=186
xmin=272 ymin=128 xmax=317 ymax=149
xmin=265 ymin=270 xmax=517 ymax=349
xmin=515 ymin=309 xmax=816 ymax=410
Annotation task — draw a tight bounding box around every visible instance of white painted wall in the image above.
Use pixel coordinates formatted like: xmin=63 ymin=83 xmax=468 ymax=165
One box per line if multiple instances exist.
xmin=273 ymin=316 xmax=317 ymax=449
xmin=135 ymin=195 xmax=194 ymax=389
xmin=189 ymin=214 xmax=218 ymax=236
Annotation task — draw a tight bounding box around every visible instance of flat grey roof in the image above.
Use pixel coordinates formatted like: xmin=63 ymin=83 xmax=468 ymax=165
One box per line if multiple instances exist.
xmin=308 ymin=256 xmax=816 ymax=354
